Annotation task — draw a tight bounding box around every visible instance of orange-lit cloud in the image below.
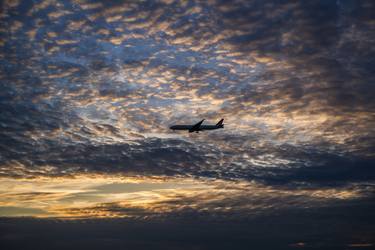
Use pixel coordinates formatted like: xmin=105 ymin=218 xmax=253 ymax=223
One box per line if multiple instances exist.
xmin=0 ymin=175 xmax=368 ymax=218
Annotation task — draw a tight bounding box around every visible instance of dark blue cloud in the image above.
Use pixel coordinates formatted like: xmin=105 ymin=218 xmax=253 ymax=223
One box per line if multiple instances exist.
xmin=0 ymin=0 xmax=374 ymax=187
xmin=1 ymin=1 xmax=375 ymax=248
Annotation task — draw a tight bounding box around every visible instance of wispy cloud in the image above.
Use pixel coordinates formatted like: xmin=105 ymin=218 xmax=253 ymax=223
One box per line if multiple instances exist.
xmin=0 ymin=175 xmax=369 ymax=218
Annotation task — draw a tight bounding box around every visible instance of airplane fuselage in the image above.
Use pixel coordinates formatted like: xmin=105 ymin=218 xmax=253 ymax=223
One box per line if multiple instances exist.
xmin=170 ymin=125 xmax=223 ymax=131
xmin=170 ymin=119 xmax=224 ymax=133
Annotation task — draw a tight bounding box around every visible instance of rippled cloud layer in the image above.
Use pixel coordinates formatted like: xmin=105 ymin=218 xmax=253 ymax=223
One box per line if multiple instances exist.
xmin=1 ymin=0 xmax=375 ymax=206
xmin=1 ymin=1 xmax=375 ymax=248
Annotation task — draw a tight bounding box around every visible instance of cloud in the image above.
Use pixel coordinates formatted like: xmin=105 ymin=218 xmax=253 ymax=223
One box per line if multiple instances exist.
xmin=0 ymin=175 xmax=374 ymax=249
xmin=1 ymin=2 xmax=375 ymax=248
xmin=0 ymin=0 xmax=374 ymax=191
xmin=0 ymin=175 xmax=370 ymax=218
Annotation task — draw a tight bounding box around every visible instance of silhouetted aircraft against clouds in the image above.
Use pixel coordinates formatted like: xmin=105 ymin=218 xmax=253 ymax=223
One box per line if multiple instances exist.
xmin=170 ymin=119 xmax=224 ymax=133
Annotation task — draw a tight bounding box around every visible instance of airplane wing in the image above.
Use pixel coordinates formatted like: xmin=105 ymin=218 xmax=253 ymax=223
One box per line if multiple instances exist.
xmin=190 ymin=119 xmax=205 ymax=132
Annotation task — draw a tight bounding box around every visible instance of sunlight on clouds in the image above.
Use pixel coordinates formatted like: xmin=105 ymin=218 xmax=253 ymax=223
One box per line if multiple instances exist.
xmin=0 ymin=0 xmax=374 ymax=200
xmin=0 ymin=175 xmax=366 ymax=219
xmin=0 ymin=2 xmax=374 ymax=248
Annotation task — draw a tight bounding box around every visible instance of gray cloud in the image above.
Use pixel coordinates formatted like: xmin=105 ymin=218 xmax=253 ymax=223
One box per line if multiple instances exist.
xmin=1 ymin=194 xmax=374 ymax=249
xmin=0 ymin=0 xmax=374 ymax=188
xmin=1 ymin=1 xmax=375 ymax=248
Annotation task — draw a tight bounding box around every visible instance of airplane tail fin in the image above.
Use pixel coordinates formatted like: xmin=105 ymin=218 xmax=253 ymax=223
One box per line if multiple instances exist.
xmin=216 ymin=118 xmax=224 ymax=126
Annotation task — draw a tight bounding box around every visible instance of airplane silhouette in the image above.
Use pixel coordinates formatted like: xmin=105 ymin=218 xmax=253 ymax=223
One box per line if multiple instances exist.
xmin=170 ymin=119 xmax=224 ymax=133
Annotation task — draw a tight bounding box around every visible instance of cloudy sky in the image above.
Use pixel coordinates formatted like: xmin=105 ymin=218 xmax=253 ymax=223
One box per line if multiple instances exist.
xmin=0 ymin=0 xmax=374 ymax=249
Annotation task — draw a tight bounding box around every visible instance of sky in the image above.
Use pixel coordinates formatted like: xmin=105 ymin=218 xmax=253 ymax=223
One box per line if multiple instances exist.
xmin=0 ymin=0 xmax=375 ymax=249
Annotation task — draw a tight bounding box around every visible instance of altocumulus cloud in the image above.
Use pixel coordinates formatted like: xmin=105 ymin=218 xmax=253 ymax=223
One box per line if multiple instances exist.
xmin=0 ymin=0 xmax=375 ymax=187
xmin=1 ymin=1 xmax=375 ymax=249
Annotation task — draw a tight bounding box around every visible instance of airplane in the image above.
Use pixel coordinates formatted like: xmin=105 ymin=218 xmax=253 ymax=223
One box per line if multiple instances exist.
xmin=170 ymin=119 xmax=224 ymax=133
